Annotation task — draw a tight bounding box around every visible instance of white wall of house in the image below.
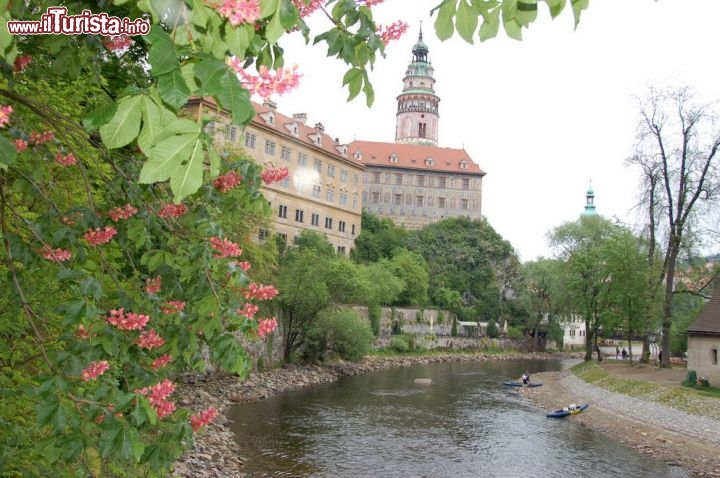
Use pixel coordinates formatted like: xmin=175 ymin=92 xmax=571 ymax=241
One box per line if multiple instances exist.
xmin=559 ymin=315 xmax=586 ymax=349
xmin=687 ymin=335 xmax=720 ymax=385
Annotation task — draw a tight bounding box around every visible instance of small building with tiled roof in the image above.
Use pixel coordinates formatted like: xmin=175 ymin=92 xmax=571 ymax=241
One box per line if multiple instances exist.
xmin=687 ymin=285 xmax=720 ymax=384
xmin=186 ymin=97 xmax=364 ymax=254
xmin=349 ymin=29 xmax=486 ymax=230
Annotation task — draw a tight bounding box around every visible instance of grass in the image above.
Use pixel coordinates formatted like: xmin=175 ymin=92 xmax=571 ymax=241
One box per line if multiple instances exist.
xmin=570 ymin=361 xmax=720 ymax=420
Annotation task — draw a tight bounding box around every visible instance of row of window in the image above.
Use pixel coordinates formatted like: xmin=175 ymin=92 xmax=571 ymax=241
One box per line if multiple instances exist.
xmin=259 ymin=229 xmax=348 ymax=255
xmin=278 ymin=205 xmax=356 ymax=235
xmin=275 ymin=179 xmax=359 ymax=208
xmin=368 ymin=172 xmax=473 ymax=189
xmin=365 ymin=192 xmax=480 ymax=210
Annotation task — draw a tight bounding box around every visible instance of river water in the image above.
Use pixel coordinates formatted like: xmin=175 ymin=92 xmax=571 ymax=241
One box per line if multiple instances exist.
xmin=228 ymin=359 xmax=688 ymax=477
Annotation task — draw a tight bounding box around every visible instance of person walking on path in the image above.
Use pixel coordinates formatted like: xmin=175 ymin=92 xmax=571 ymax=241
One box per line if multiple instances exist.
xmin=616 ymin=346 xmax=620 ymax=360
xmin=622 ymin=348 xmax=628 ymax=360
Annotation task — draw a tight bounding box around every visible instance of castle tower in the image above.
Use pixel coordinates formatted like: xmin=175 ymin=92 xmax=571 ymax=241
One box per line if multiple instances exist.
xmin=395 ymin=27 xmax=440 ymax=147
xmin=581 ymin=181 xmax=598 ymax=216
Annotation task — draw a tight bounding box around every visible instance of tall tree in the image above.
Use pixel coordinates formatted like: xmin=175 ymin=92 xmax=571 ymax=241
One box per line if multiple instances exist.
xmin=628 ymin=86 xmax=720 ymax=366
xmin=520 ymin=258 xmax=568 ymax=352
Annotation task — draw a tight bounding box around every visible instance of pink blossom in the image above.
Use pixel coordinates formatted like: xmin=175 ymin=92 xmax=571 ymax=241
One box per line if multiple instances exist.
xmin=151 ymin=354 xmax=173 ymax=370
xmin=13 ymin=139 xmax=27 ymax=152
xmin=209 ymin=236 xmax=242 ymax=258
xmin=260 ymin=167 xmax=290 ymax=185
xmin=81 ymin=360 xmax=110 ymax=381
xmin=190 ymin=407 xmax=218 ymax=432
xmin=212 ymin=171 xmax=243 ymax=193
xmin=136 ymin=329 xmax=165 ymax=350
xmin=161 ymin=301 xmax=186 ymax=315
xmin=228 ymin=59 xmax=302 ymax=98
xmin=243 ymin=283 xmax=279 ymax=301
xmin=106 ymin=308 xmax=150 ymax=331
xmin=237 ymin=261 xmax=251 ymax=272
xmin=237 ymin=303 xmax=259 ymax=319
xmin=135 ymin=379 xmax=176 ymax=419
xmin=84 ymin=226 xmax=117 ymax=246
xmin=216 ymin=0 xmax=260 ymax=26
xmin=292 ymin=0 xmax=323 ymax=18
xmin=145 ymin=276 xmax=162 ymax=295
xmin=0 ymin=105 xmax=12 ymax=128
xmin=377 ymin=20 xmax=408 ymax=45
xmin=29 ymin=131 xmax=54 ymax=145
xmin=55 ymin=152 xmax=77 ymax=166
xmin=108 ymin=204 xmax=138 ymax=221
xmin=39 ymin=245 xmax=71 ymax=262
xmin=103 ymin=34 xmax=132 ymax=51
xmin=257 ymin=317 xmax=278 ymax=337
xmin=158 ymin=203 xmax=188 ymax=219
xmin=357 ymin=0 xmax=385 ymax=6
xmin=76 ymin=324 xmax=91 ymax=340
xmin=13 ymin=55 xmax=32 ymax=72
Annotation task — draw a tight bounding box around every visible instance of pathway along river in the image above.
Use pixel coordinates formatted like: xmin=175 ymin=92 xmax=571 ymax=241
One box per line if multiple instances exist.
xmin=228 ymin=359 xmax=689 ymax=477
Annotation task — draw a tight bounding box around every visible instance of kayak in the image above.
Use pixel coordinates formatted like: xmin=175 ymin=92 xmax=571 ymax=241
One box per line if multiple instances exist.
xmin=546 ymin=403 xmax=589 ymax=418
xmin=502 ymin=381 xmax=543 ymax=388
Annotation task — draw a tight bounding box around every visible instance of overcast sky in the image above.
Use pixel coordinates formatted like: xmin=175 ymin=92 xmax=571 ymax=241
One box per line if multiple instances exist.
xmin=266 ymin=0 xmax=720 ymax=262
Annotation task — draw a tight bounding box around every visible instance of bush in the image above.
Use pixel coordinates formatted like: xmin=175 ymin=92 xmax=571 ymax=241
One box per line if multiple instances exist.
xmin=368 ymin=303 xmax=381 ymax=337
xmin=486 ymin=319 xmax=499 ymax=338
xmin=451 ymin=316 xmax=458 ymax=337
xmin=507 ymin=325 xmax=524 ymax=340
xmin=305 ymin=308 xmax=374 ymax=362
xmin=437 ymin=311 xmax=445 ymax=324
xmin=390 ymin=336 xmax=409 ymax=353
xmin=415 ymin=310 xmax=424 ymax=323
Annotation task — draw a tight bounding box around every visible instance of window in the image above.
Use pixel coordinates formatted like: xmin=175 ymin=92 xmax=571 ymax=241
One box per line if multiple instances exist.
xmin=338 ymin=221 xmax=346 ymax=232
xmin=460 ymin=160 xmax=468 ymax=169
xmin=327 ymin=164 xmax=336 ymax=177
xmin=394 ymin=194 xmax=402 ymax=205
xmin=278 ymin=205 xmax=287 ymax=218
xmin=405 ymin=194 xmax=412 ymax=205
xmin=326 ymin=189 xmax=335 ymax=202
xmin=417 ymin=175 xmax=425 ymax=186
xmin=354 ymin=174 xmax=359 ymax=185
xmin=281 ymin=146 xmax=292 ymax=161
xmin=311 ymin=213 xmax=320 ymax=226
xmin=295 ymin=209 xmax=304 ymax=222
xmin=352 ymin=194 xmax=358 ymax=209
xmin=371 ymin=192 xmax=380 ymax=204
xmin=225 ymin=126 xmax=237 ymax=142
xmin=312 ymin=185 xmax=321 ymax=198
xmin=258 ymin=228 xmax=268 ymax=240
xmin=298 ymin=152 xmax=308 ymax=166
xmin=383 ymin=192 xmax=390 ymax=204
xmin=438 ymin=197 xmax=446 ymax=208
xmin=713 ymin=348 xmax=718 ymax=365
xmin=281 ymin=177 xmax=290 ymax=188
xmin=206 ymin=121 xmax=215 ymax=135
xmin=384 ymin=172 xmax=391 ymax=183
xmin=351 ymin=224 xmax=356 ymax=235
xmin=438 ymin=176 xmax=446 ymax=188
xmin=277 ymin=233 xmax=287 ymax=246
xmin=265 ymin=140 xmax=276 ymax=155
xmin=340 ymin=169 xmax=348 ymax=182
xmin=340 ymin=192 xmax=348 ymax=205
xmin=462 ymin=178 xmax=470 ymax=190
xmin=313 ymin=158 xmax=322 ymax=173
xmin=415 ymin=196 xmax=424 ymax=207
xmin=389 ymin=154 xmax=398 ymax=163
xmin=395 ymin=173 xmax=403 ymax=185
xmin=372 ymin=171 xmax=381 ymax=183
xmin=418 ymin=122 xmax=426 ymax=138
xmin=325 ymin=217 xmax=333 ymax=229
xmin=461 ymin=198 xmax=468 ymax=210
xmin=337 ymin=246 xmax=346 ymax=254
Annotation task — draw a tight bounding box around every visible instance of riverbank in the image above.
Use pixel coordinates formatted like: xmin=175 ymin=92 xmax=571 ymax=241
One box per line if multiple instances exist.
xmin=171 ymin=352 xmax=720 ymax=478
xmin=171 ymin=351 xmax=569 ymax=477
xmin=521 ymin=366 xmax=720 ymax=478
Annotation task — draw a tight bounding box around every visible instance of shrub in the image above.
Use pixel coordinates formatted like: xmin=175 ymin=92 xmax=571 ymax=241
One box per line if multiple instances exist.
xmin=390 ymin=336 xmax=409 ymax=353
xmin=486 ymin=319 xmax=499 ymax=338
xmin=415 ymin=309 xmax=424 ymax=323
xmin=507 ymin=325 xmax=525 ymax=340
xmin=305 ymin=309 xmax=374 ymax=362
xmin=368 ymin=303 xmax=381 ymax=337
xmin=451 ymin=316 xmax=458 ymax=337
xmin=437 ymin=311 xmax=445 ymax=324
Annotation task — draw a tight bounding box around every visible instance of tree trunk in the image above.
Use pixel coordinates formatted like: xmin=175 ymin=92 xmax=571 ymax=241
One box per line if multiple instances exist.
xmin=584 ymin=316 xmax=593 ymax=361
xmin=661 ymin=236 xmax=681 ymax=368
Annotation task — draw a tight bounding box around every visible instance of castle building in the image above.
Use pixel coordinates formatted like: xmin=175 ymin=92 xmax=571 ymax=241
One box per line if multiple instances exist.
xmin=186 ymin=97 xmax=364 ymax=254
xmin=349 ymin=29 xmax=485 ymax=229
xmin=581 ymin=182 xmax=598 ymax=216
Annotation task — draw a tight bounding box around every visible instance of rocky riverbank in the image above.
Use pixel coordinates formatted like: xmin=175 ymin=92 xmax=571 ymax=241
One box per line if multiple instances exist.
xmin=521 ymin=370 xmax=720 ymax=478
xmin=171 ymin=352 xmax=568 ymax=477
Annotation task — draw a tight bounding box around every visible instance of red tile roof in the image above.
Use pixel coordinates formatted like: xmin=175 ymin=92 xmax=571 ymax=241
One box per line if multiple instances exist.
xmin=348 ymin=140 xmax=485 ymax=175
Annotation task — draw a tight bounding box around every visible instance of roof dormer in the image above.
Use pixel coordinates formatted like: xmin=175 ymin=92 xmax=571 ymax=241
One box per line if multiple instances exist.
xmin=425 ymin=156 xmax=434 ymax=166
xmin=284 ymin=122 xmax=300 ymax=137
xmin=354 ymin=151 xmax=362 ymax=161
xmin=389 ymin=153 xmax=398 ymax=163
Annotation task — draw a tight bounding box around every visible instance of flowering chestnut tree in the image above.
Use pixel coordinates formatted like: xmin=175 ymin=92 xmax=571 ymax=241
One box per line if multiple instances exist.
xmin=0 ymin=0 xmax=590 ymax=475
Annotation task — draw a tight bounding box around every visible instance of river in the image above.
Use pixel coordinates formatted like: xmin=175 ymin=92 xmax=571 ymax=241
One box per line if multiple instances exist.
xmin=228 ymin=359 xmax=688 ymax=477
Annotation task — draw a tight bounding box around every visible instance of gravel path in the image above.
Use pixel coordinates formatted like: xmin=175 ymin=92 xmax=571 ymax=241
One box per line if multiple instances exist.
xmin=560 ymin=374 xmax=720 ymax=447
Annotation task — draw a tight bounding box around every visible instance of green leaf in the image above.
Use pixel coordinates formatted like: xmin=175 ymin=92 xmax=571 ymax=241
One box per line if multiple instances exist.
xmin=130 ymin=400 xmax=147 ymax=427
xmin=149 ymin=34 xmax=180 ymax=76
xmin=208 ymin=149 xmax=220 ymax=177
xmin=170 ymin=139 xmax=204 ymax=203
xmin=479 ymin=7 xmax=502 ymax=41
xmin=545 ymin=0 xmax=566 ymax=18
xmin=265 ymin=9 xmax=285 ymax=44
xmin=138 ymin=97 xmax=165 ymax=152
xmin=0 ymin=135 xmax=17 ymax=169
xmin=195 ymin=58 xmax=230 ymax=97
xmin=516 ymin=0 xmax=538 ymax=26
xmin=434 ymin=0 xmax=456 ymax=41
xmin=37 ymin=400 xmax=60 ymax=428
xmin=80 ymin=277 xmax=103 ymax=300
xmin=456 ymin=0 xmax=479 ymax=44
xmin=215 ymin=71 xmax=253 ymax=125
xmin=139 ymin=133 xmax=198 ymax=184
xmin=502 ymin=18 xmax=523 ymax=40
xmin=99 ymin=95 xmax=143 ymax=149
xmin=191 ymin=0 xmax=209 ymax=27
xmin=571 ymin=0 xmax=589 ymax=28
xmin=82 ymin=102 xmax=118 ymax=131
xmin=225 ymin=25 xmax=251 ymax=58
xmin=158 ymin=69 xmax=191 ymax=111
xmin=99 ymin=428 xmax=120 ymax=458
xmin=259 ymin=0 xmax=279 ymax=19
xmin=180 ymin=63 xmax=199 ymax=92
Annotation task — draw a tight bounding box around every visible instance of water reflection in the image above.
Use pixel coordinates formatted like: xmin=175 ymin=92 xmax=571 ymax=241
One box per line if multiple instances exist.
xmin=228 ymin=360 xmax=688 ymax=478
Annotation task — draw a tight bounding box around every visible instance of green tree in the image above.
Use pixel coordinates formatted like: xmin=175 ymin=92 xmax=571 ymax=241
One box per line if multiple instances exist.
xmin=351 ymin=210 xmax=408 ymax=263
xmin=519 ymin=258 xmax=568 ymax=352
xmin=304 ymin=308 xmax=374 ymax=362
xmin=390 ymin=249 xmax=430 ymax=306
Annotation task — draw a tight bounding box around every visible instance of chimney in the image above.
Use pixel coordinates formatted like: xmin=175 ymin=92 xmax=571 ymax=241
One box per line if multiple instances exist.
xmin=314 ymin=122 xmax=325 ymax=133
xmin=292 ymin=113 xmax=307 ymax=125
xmin=263 ymin=99 xmax=277 ymax=111
xmin=335 ymin=137 xmax=339 ymax=144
